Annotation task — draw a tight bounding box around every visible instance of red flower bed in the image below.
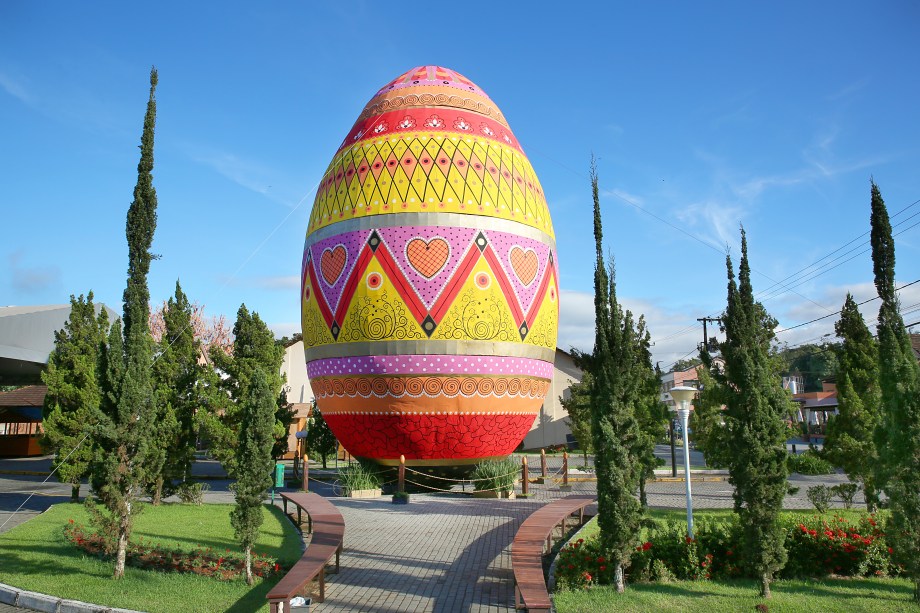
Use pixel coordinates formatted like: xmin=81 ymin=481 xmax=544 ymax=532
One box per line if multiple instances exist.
xmin=64 ymin=520 xmax=284 ymax=581
xmin=553 ymin=513 xmax=901 ymax=592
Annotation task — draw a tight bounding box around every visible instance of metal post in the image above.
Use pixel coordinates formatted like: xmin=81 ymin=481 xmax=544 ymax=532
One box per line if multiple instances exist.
xmin=679 ymin=408 xmax=694 ymax=539
xmin=670 ymin=419 xmax=678 ymax=477
xmin=562 ymin=450 xmax=569 ymax=487
xmin=302 ymin=454 xmax=309 ymax=493
xmin=398 ymin=454 xmax=406 ymax=493
xmin=540 ymin=448 xmax=547 ymax=478
xmin=521 ymin=456 xmax=528 ymax=496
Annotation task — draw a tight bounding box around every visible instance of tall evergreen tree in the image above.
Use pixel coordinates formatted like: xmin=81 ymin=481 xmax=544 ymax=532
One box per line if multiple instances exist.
xmin=823 ymin=293 xmax=881 ymax=511
xmin=560 ymin=367 xmax=594 ymax=465
xmin=147 ymin=281 xmax=201 ymax=503
xmin=202 ymin=304 xmax=293 ymax=476
xmin=231 ymin=368 xmax=276 ymax=585
xmin=633 ymin=348 xmax=667 ymax=508
xmin=869 ymin=181 xmax=920 ymax=602
xmin=41 ymin=293 xmax=108 ymax=501
xmin=702 ymin=228 xmax=789 ymax=598
xmin=587 ymin=159 xmax=641 ymax=593
xmin=91 ymin=67 xmax=160 ymax=579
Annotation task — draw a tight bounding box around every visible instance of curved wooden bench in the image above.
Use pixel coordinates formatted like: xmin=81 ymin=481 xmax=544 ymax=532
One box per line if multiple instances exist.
xmin=268 ymin=492 xmax=344 ymax=612
xmin=512 ymin=494 xmax=596 ymax=612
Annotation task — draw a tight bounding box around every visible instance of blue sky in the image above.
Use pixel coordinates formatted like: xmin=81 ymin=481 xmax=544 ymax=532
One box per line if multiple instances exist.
xmin=2 ymin=1 xmax=919 ymax=368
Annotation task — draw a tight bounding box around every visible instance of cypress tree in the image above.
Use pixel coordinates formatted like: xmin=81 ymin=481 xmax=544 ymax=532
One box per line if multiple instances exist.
xmin=306 ymin=402 xmax=338 ymax=469
xmin=823 ymin=293 xmax=881 ymax=511
xmin=92 ymin=67 xmax=159 ymax=579
xmin=588 ymin=159 xmax=641 ymax=593
xmin=633 ymin=345 xmax=667 ymax=509
xmin=869 ymin=181 xmax=920 ymax=602
xmin=560 ymin=367 xmax=594 ymax=466
xmin=231 ymin=368 xmax=276 ymax=585
xmin=203 ymin=304 xmax=293 ymax=476
xmin=706 ymin=228 xmax=789 ymax=598
xmin=41 ymin=293 xmax=108 ymax=501
xmin=147 ymin=281 xmax=200 ymax=503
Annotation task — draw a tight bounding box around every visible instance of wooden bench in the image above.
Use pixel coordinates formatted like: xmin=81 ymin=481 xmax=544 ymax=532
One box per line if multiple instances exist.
xmin=267 ymin=491 xmax=345 ymax=612
xmin=511 ymin=494 xmax=596 ymax=612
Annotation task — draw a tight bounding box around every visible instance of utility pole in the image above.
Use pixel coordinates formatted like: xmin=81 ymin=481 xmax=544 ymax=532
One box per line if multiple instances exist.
xmin=697 ymin=317 xmax=721 ymax=353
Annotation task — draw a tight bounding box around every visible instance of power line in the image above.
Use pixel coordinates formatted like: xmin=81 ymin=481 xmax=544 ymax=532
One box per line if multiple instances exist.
xmin=776 ymin=279 xmax=920 ymax=334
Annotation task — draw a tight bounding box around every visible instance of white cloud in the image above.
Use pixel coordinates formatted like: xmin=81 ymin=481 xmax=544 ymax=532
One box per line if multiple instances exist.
xmin=774 ymin=280 xmax=920 ymax=347
xmin=219 ymin=274 xmax=300 ymax=290
xmin=8 ymin=251 xmax=60 ymax=293
xmin=605 ymin=188 xmax=645 ymax=207
xmin=268 ymin=321 xmax=300 ymax=339
xmin=185 ymin=145 xmax=308 ymax=208
xmin=0 ymin=71 xmax=32 ymax=104
xmin=558 ymin=288 xmax=714 ymax=370
xmin=255 ymin=275 xmax=300 ymax=290
xmin=674 ymin=199 xmax=742 ymax=252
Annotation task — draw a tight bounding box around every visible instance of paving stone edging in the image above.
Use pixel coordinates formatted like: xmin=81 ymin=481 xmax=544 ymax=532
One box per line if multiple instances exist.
xmin=0 ymin=583 xmax=141 ymax=613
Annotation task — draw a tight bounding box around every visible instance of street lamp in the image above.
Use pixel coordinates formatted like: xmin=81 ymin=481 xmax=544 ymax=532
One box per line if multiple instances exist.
xmin=670 ymin=385 xmax=697 ymax=539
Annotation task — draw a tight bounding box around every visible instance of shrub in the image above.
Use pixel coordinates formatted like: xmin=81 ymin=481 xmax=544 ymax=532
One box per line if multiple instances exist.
xmin=470 ymin=458 xmax=518 ymax=493
xmin=176 ymin=482 xmax=209 ymax=506
xmin=787 ymin=450 xmax=834 ymax=475
xmin=554 ymin=538 xmax=612 ymax=590
xmin=554 ymin=511 xmax=899 ymax=593
xmin=807 ymin=485 xmax=834 ymax=513
xmin=339 ymin=461 xmax=381 ymax=494
xmin=833 ymin=483 xmax=860 ymax=510
xmin=780 ymin=513 xmax=897 ymax=578
xmin=629 ymin=518 xmax=740 ymax=581
xmin=63 ymin=520 xmax=283 ymax=580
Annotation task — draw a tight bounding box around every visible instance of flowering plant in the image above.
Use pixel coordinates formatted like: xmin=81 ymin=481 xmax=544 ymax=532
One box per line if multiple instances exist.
xmin=554 ymin=538 xmax=614 ymax=590
xmin=552 ymin=512 xmax=900 ymax=593
xmin=63 ymin=520 xmax=284 ymax=581
xmin=781 ymin=514 xmax=898 ymax=578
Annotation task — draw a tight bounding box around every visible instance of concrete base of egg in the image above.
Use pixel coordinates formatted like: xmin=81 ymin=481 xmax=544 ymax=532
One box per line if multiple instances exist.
xmin=301 ymin=66 xmax=558 ymax=468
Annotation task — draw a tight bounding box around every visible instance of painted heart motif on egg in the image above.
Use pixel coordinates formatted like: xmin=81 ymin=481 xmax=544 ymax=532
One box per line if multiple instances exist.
xmin=320 ymin=245 xmax=346 ymax=285
xmin=509 ymin=246 xmax=539 ymax=286
xmin=406 ymin=237 xmax=450 ymax=279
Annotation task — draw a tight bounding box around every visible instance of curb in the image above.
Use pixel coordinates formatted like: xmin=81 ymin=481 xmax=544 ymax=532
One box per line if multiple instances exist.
xmin=0 ymin=471 xmax=52 ymax=477
xmin=0 ymin=583 xmax=142 ymax=613
xmin=652 ymin=476 xmax=729 ymax=482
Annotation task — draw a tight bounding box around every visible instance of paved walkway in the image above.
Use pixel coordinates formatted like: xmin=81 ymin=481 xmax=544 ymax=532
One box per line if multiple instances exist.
xmin=0 ymin=451 xmax=860 ymax=613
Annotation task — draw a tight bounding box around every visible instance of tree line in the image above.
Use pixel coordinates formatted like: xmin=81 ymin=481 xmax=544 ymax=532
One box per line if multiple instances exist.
xmin=39 ymin=69 xmax=292 ymax=583
xmin=579 ymin=160 xmax=920 ymax=602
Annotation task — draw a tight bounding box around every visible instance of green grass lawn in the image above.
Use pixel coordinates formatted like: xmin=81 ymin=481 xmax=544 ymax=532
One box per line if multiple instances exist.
xmin=557 ymin=510 xmax=917 ymax=612
xmin=0 ymin=502 xmax=302 ymax=612
xmin=554 ymin=577 xmax=919 ymax=612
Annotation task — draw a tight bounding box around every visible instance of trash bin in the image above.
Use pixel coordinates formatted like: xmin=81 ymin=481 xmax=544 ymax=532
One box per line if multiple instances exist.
xmin=274 ymin=463 xmax=285 ymax=489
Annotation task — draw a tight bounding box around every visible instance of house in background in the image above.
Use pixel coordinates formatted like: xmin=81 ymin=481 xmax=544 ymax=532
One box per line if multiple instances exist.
xmin=0 ymin=304 xmax=118 ymax=457
xmin=659 ymin=364 xmax=702 ymax=410
xmin=521 ymin=348 xmax=583 ymax=450
xmin=0 ymin=385 xmax=46 ymax=456
xmin=280 ymin=339 xmax=314 ymax=458
xmin=790 ymin=378 xmax=838 ymax=441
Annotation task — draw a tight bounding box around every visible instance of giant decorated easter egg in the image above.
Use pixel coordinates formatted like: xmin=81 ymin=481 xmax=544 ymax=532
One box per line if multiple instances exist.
xmin=301 ymin=66 xmax=558 ymax=466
